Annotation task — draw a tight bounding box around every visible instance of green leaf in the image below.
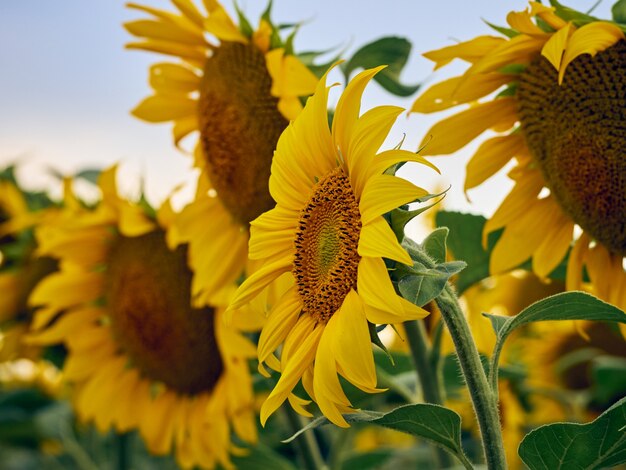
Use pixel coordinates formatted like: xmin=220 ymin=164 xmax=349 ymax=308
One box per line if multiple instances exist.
xmin=397 ymin=260 xmax=466 ymax=307
xmin=421 ymin=227 xmax=448 ymax=264
xmin=434 ymin=211 xmax=496 ymax=294
xmin=519 ymin=396 xmax=626 ymax=469
xmin=75 ymin=168 xmax=102 ymax=185
xmin=343 ymin=37 xmax=421 ymax=97
xmin=613 ymin=0 xmax=626 ymax=24
xmin=591 ymin=356 xmax=626 ymax=406
xmin=340 ymin=450 xmax=394 ymax=470
xmin=284 ymin=404 xmax=472 ymax=469
xmin=485 ymin=291 xmax=626 ymax=391
xmin=231 ymin=442 xmax=297 ymax=470
xmin=435 ymin=210 xmax=569 ymax=293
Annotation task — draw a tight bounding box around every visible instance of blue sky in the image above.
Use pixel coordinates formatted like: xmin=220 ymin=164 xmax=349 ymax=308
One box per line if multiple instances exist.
xmin=0 ymin=0 xmax=611 ymax=226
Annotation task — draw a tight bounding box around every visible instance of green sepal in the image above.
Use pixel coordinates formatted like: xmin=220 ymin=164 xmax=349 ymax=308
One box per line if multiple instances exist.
xmin=233 ymin=2 xmax=254 ymax=38
xmin=389 ymin=188 xmax=448 ymax=242
xmin=342 ymin=37 xmax=421 ymax=97
xmin=368 ymin=321 xmax=394 ymax=365
xmin=613 ymin=0 xmax=626 ymax=24
xmin=519 ymin=396 xmax=626 ymax=469
xmin=421 ymin=227 xmax=448 ymax=264
xmin=483 ymin=20 xmax=519 ymax=38
xmin=549 ymin=0 xmax=601 ymax=26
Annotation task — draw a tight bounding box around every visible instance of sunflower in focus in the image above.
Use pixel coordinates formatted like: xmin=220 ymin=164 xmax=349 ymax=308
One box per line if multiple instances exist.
xmin=0 ymin=180 xmax=57 ymax=363
xmin=126 ymin=0 xmax=319 ymax=305
xmin=28 ymin=167 xmax=262 ymax=469
xmin=411 ymin=1 xmax=625 ymax=309
xmin=229 ymin=66 xmax=439 ymax=427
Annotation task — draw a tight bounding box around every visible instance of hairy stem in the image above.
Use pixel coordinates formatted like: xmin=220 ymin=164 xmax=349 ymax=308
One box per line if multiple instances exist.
xmin=284 ymin=405 xmax=326 ymax=470
xmin=436 ymin=285 xmax=507 ymax=469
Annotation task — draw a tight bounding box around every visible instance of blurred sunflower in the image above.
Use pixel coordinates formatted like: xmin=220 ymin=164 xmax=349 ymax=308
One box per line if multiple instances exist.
xmin=28 ymin=167 xmax=262 ymax=469
xmin=126 ymin=0 xmax=319 ymax=305
xmin=411 ymin=1 xmax=625 ymax=309
xmin=0 ymin=180 xmax=58 ymax=363
xmin=228 ymin=66 xmax=438 ymax=427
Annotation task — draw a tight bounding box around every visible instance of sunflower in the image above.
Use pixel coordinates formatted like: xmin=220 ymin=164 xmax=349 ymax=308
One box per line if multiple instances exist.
xmin=27 ymin=167 xmax=262 ymax=469
xmin=126 ymin=0 xmax=319 ymax=305
xmin=228 ymin=66 xmax=439 ymax=427
xmin=411 ymin=1 xmax=625 ymax=310
xmin=0 ymin=180 xmax=58 ymax=363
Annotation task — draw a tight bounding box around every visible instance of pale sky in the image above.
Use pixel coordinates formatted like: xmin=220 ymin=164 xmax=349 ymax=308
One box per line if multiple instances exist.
xmin=0 ymin=0 xmax=611 ymax=229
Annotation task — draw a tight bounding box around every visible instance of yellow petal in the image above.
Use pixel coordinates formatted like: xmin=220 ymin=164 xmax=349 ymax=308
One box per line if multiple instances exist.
xmin=483 ymin=169 xmax=544 ymax=243
xmin=288 ymin=393 xmax=313 ymax=418
xmin=470 ymin=34 xmax=545 ymax=75
xmin=541 ymin=23 xmax=572 ymax=71
xmin=126 ymin=40 xmax=206 ymax=66
xmin=359 ymin=174 xmax=428 ymax=225
xmin=277 ymin=96 xmax=303 ymax=121
xmin=257 ymin=286 xmax=301 ymax=363
xmin=366 ymin=149 xmax=439 ymax=180
xmin=465 ymin=134 xmax=525 ymax=191
xmin=411 ymin=72 xmax=512 ymax=114
xmin=507 ymin=10 xmax=547 ymax=37
xmin=419 ymin=98 xmax=518 ymax=156
xmin=358 ymin=218 xmax=412 ymax=265
xmin=132 ymin=94 xmax=197 ymax=123
xmin=490 ymin=198 xmax=563 ymax=274
xmin=229 ymin=252 xmax=293 ymax=310
xmin=559 ymin=22 xmax=624 ymax=84
xmin=171 ymin=0 xmax=205 ymax=27
xmin=124 ymin=19 xmax=206 ymax=46
xmin=532 ymin=216 xmax=574 ymax=278
xmin=423 ymin=35 xmax=506 ymax=69
xmin=313 ymin=320 xmax=352 ymax=427
xmin=333 ymin=66 xmax=386 ymax=160
xmin=348 ymin=105 xmax=405 ymax=193
xmin=332 ymin=290 xmax=382 ymax=394
xmin=29 ymin=270 xmax=103 ymax=310
xmin=260 ymin=324 xmax=323 ymax=426
xmin=149 ymin=62 xmax=200 ymax=94
xmin=357 ymin=256 xmax=402 ymax=314
xmin=204 ymin=3 xmax=247 ymax=43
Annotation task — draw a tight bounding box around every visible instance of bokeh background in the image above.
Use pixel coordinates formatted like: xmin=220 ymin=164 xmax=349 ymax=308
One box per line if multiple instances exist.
xmin=0 ymin=0 xmax=611 ymax=224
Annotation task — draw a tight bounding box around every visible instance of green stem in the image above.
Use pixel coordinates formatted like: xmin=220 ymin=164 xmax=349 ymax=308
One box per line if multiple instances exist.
xmin=117 ymin=432 xmax=129 ymax=470
xmin=376 ymin=367 xmax=415 ymax=403
xmin=404 ymin=320 xmax=452 ymax=469
xmin=284 ymin=405 xmax=326 ymax=470
xmin=404 ymin=320 xmax=443 ymax=404
xmin=436 ymin=285 xmax=507 ymax=470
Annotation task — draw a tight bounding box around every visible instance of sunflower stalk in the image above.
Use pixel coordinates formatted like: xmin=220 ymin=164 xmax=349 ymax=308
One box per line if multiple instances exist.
xmin=436 ymin=285 xmax=507 ymax=469
xmin=404 ymin=319 xmax=452 ymax=468
xmin=403 ymin=245 xmax=507 ymax=469
xmin=283 ymin=405 xmax=327 ymax=470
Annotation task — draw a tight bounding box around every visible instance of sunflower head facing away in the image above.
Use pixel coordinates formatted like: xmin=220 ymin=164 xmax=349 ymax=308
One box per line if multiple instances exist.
xmin=228 ymin=66 xmax=439 ymax=427
xmin=28 ymin=167 xmax=262 ymax=469
xmin=411 ymin=1 xmax=625 ymax=308
xmin=126 ymin=0 xmax=319 ymax=305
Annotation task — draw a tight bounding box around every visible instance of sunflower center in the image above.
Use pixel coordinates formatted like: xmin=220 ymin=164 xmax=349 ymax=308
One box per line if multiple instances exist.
xmin=517 ymin=40 xmax=625 ymax=256
xmin=105 ymin=230 xmax=223 ymax=396
xmin=293 ymin=168 xmax=362 ymax=323
xmin=198 ymin=42 xmax=288 ymax=225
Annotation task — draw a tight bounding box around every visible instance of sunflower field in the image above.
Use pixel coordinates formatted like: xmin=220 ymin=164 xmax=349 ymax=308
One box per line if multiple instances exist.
xmin=1 ymin=0 xmax=625 ymax=469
